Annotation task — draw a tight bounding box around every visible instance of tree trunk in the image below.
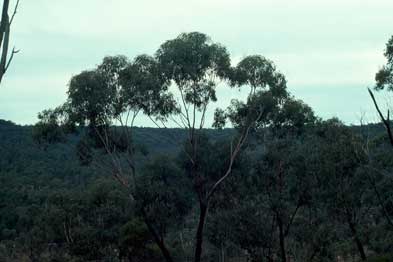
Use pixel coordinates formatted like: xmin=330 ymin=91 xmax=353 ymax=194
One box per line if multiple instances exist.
xmin=0 ymin=0 xmax=9 ymax=45
xmin=278 ymin=217 xmax=287 ymax=262
xmin=142 ymin=210 xmax=174 ymax=262
xmin=0 ymin=0 xmax=10 ymax=84
xmin=348 ymin=220 xmax=367 ymax=261
xmin=156 ymin=239 xmax=174 ymax=262
xmin=194 ymin=201 xmax=208 ymax=262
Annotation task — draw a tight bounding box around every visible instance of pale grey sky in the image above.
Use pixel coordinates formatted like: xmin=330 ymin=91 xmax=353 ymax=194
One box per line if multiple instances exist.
xmin=1 ymin=0 xmax=393 ymax=125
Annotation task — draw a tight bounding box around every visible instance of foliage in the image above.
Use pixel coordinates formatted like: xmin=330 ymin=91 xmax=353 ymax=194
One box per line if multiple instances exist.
xmin=1 ymin=119 xmax=393 ymax=261
xmin=375 ymin=36 xmax=393 ymax=91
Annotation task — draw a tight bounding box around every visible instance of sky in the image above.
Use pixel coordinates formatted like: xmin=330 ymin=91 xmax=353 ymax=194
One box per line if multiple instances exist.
xmin=0 ymin=0 xmax=393 ymax=126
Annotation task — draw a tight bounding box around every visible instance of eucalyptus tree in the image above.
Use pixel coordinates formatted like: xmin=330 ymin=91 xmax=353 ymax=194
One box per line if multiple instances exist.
xmin=154 ymin=32 xmax=235 ymax=262
xmin=33 ymin=54 xmax=179 ymax=261
xmin=34 ymin=32 xmax=291 ymax=262
xmin=154 ymin=33 xmax=295 ymax=262
xmin=132 ymin=36 xmax=293 ymax=261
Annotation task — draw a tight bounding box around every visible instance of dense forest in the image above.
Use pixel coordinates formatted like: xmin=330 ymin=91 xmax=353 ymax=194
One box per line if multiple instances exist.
xmin=1 ymin=2 xmax=393 ymax=260
xmin=1 ymin=119 xmax=393 ymax=262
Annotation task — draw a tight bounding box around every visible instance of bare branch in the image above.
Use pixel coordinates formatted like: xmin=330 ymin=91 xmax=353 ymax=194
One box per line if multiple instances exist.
xmin=148 ymin=115 xmax=164 ymax=129
xmin=4 ymin=46 xmax=18 ymax=72
xmin=368 ymin=88 xmax=393 ymax=147
xmin=169 ymin=115 xmax=187 ymax=129
xmin=9 ymin=0 xmax=19 ymax=25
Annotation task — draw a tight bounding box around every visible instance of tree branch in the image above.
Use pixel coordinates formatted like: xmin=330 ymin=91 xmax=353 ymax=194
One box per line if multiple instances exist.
xmin=4 ymin=46 xmax=18 ymax=72
xmin=284 ymin=201 xmax=301 ymax=236
xmin=368 ymin=88 xmax=393 ymax=146
xmin=206 ymin=108 xmax=264 ymax=201
xmin=9 ymin=0 xmax=19 ymax=25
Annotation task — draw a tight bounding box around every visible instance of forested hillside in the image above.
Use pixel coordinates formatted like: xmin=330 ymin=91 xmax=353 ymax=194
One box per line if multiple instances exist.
xmin=0 ymin=120 xmax=238 ymax=261
xmin=1 ymin=119 xmax=393 ymax=261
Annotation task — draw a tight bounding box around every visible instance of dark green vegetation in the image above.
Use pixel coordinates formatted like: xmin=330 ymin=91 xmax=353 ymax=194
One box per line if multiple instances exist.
xmin=0 ymin=121 xmax=229 ymax=261
xmin=1 ymin=32 xmax=393 ymax=262
xmin=1 ymin=121 xmax=393 ymax=261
